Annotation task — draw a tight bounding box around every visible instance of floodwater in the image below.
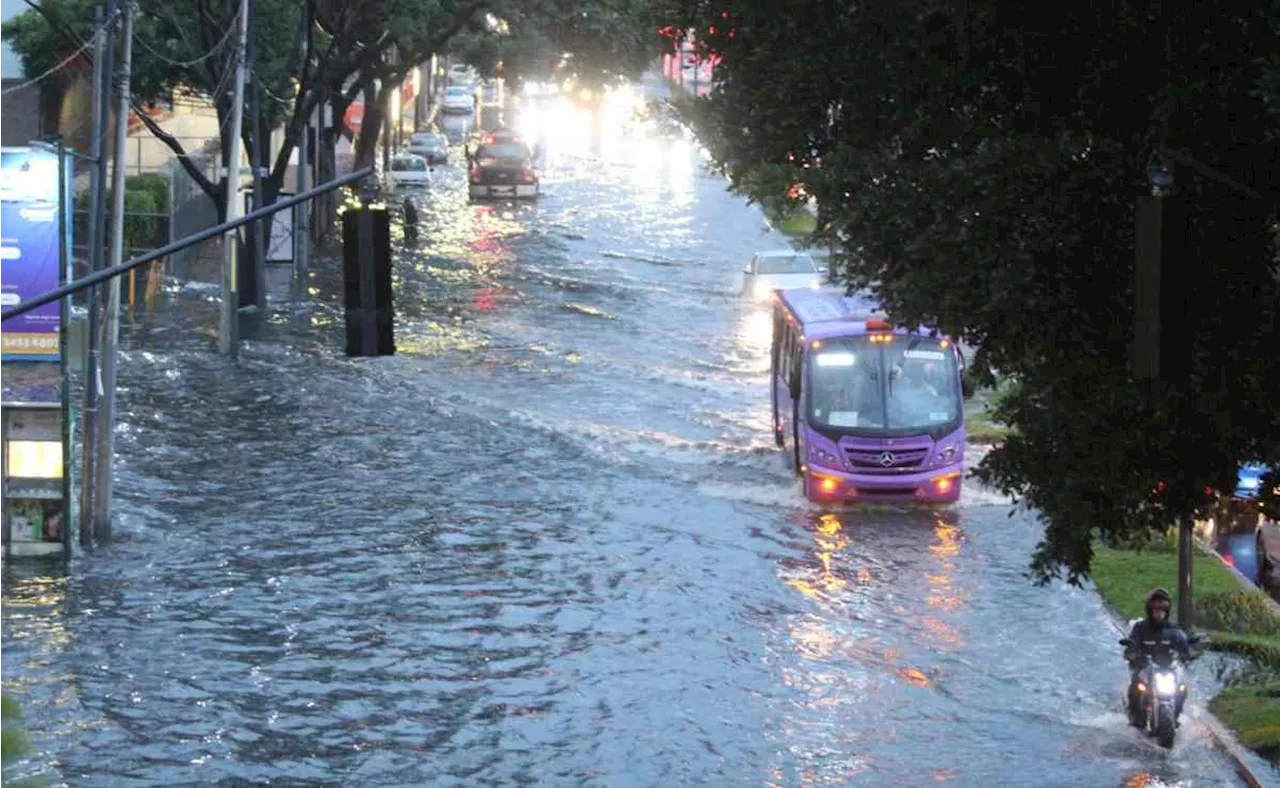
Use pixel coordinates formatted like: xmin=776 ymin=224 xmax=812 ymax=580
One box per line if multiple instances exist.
xmin=1 ymin=77 xmax=1249 ymax=786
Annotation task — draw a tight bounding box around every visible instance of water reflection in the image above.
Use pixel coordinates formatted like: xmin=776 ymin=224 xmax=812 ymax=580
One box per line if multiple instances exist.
xmin=922 ymin=514 xmax=967 ymax=649
xmin=783 ymin=514 xmax=851 ymax=604
xmin=1 ymin=567 xmax=71 ymax=656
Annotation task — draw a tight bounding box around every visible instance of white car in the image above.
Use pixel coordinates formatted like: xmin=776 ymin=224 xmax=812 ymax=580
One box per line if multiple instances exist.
xmin=742 ymin=251 xmax=825 ymax=301
xmin=442 ymin=86 xmax=476 ymax=114
xmin=407 ymin=132 xmax=448 ymax=165
xmin=386 ymin=154 xmax=432 ymax=188
xmin=449 ymin=64 xmax=478 ymax=86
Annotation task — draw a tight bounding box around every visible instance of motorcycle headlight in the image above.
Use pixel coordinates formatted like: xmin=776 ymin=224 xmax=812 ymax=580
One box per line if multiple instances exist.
xmin=1154 ymin=672 xmax=1178 ymax=696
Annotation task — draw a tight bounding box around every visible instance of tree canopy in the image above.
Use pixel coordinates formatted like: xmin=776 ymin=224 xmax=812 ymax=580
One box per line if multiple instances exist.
xmin=2 ymin=0 xmax=660 ymax=197
xmin=672 ymin=0 xmax=1280 ymax=582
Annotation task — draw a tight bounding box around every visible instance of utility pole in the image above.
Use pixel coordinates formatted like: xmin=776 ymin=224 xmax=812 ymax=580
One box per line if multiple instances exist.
xmin=293 ymin=119 xmax=309 ymax=303
xmin=1178 ymin=509 xmax=1194 ymax=630
xmin=220 ymin=0 xmax=248 ymax=356
xmin=93 ymin=0 xmax=132 ymax=542
xmin=1134 ymin=154 xmax=1195 ymax=630
xmin=381 ymin=79 xmax=391 ymax=173
xmin=245 ymin=0 xmax=267 ymax=309
xmin=291 ymin=7 xmax=311 ymax=306
xmin=78 ymin=3 xmax=109 ymax=549
xmin=413 ymin=64 xmax=421 ymax=132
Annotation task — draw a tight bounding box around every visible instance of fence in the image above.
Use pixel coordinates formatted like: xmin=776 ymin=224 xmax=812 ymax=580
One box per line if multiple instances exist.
xmin=61 ymin=156 xmax=175 ymax=312
xmin=169 ymin=138 xmax=224 ymax=283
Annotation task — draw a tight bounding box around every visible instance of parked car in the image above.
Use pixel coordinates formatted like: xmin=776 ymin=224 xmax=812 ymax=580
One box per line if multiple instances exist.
xmin=442 ymin=86 xmax=476 ymax=114
xmin=407 ymin=132 xmax=448 ymax=165
xmin=1198 ymin=462 xmax=1280 ymax=589
xmin=741 ymin=251 xmax=825 ymax=301
xmin=449 ymin=64 xmax=478 ymax=86
xmin=386 ymin=154 xmax=432 ymax=188
xmin=468 ymin=141 xmax=538 ymax=200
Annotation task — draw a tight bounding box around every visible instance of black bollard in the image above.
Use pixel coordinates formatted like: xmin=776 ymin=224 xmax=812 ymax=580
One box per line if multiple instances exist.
xmin=341 ymin=205 xmax=395 ymax=356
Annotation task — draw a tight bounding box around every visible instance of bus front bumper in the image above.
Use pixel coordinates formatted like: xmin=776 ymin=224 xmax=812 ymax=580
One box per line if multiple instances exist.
xmin=805 ymin=465 xmax=963 ymax=503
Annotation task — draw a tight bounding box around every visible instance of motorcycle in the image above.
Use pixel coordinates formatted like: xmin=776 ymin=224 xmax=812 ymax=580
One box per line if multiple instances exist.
xmin=1119 ymin=633 xmax=1209 ymax=748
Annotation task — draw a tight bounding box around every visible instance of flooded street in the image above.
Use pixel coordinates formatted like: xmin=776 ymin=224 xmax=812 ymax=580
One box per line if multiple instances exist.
xmin=2 ymin=80 xmax=1247 ymax=785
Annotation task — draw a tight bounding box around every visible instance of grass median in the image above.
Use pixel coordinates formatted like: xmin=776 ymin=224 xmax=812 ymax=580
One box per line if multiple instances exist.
xmin=964 ymin=377 xmax=1018 ymax=445
xmin=1091 ymin=541 xmax=1280 ymax=764
xmin=0 ymin=690 xmax=26 ymax=767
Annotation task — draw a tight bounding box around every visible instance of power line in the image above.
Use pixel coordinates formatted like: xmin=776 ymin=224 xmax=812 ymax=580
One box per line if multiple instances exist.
xmin=1 ymin=15 xmax=116 ymax=96
xmin=132 ymin=17 xmax=237 ymax=68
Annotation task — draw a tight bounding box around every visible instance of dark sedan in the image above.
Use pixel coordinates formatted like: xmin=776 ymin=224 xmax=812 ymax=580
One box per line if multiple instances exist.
xmin=467 ymin=141 xmax=539 ymax=200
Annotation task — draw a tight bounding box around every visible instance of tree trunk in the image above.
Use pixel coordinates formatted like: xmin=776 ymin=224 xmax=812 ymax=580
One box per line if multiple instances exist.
xmin=315 ymin=91 xmax=346 ymax=241
xmin=353 ymin=80 xmax=390 ymax=172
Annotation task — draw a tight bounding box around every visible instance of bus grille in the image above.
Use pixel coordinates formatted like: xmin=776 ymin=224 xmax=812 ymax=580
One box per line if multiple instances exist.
xmin=858 ymin=487 xmax=920 ymax=497
xmin=845 ymin=448 xmax=928 ymax=471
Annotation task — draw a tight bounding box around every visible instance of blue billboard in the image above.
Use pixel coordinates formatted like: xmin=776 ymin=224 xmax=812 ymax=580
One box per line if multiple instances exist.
xmin=1 ymin=146 xmax=69 ymax=360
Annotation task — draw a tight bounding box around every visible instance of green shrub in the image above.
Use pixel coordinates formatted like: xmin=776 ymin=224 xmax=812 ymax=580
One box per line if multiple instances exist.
xmin=1199 ymin=590 xmax=1280 ymax=638
xmin=72 ymin=174 xmax=169 ymax=252
xmin=1 ymin=693 xmax=29 ymax=762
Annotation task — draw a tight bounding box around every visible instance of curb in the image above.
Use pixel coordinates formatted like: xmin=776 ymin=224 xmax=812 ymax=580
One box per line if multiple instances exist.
xmin=1096 ymin=598 xmax=1265 ymax=787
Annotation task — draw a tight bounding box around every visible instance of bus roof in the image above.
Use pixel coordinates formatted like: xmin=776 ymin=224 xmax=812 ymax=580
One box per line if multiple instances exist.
xmin=777 ymin=286 xmax=882 ymax=326
xmin=775 ymin=286 xmax=947 ymax=341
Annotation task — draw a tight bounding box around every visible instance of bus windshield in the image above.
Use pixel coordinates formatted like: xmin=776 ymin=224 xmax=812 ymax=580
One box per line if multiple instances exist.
xmin=808 ymin=335 xmax=959 ymax=433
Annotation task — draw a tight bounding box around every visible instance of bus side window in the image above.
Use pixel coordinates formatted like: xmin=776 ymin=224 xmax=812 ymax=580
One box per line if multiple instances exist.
xmin=778 ymin=321 xmax=790 ymax=381
xmin=782 ymin=323 xmax=796 ymax=384
xmin=771 ymin=309 xmax=783 ymax=373
xmin=788 ymin=337 xmax=803 ymax=398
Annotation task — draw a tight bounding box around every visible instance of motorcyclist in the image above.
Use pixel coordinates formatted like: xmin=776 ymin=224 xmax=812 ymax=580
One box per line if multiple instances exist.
xmin=1124 ymin=587 xmax=1192 ymax=725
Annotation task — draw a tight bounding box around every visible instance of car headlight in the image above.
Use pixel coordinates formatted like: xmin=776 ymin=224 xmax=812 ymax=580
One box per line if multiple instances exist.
xmin=1154 ymin=672 xmax=1178 ymax=696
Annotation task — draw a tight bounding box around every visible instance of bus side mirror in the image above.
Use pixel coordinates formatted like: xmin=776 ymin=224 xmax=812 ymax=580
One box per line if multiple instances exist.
xmin=962 ymin=377 xmax=975 ymax=399
xmin=789 ymin=365 xmax=802 ymax=400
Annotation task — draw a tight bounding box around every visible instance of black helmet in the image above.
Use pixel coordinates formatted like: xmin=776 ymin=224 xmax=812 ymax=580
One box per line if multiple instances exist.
xmin=1145 ymin=588 xmax=1173 ymax=621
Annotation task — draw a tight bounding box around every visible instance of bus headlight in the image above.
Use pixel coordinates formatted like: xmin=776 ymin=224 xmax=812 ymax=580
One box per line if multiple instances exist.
xmin=808 ymin=444 xmax=841 ymax=468
xmin=936 ymin=444 xmax=960 ymax=465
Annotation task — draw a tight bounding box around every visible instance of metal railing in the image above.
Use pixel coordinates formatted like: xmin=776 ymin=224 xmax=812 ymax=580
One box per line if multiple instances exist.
xmin=2 ymin=167 xmax=374 ymax=321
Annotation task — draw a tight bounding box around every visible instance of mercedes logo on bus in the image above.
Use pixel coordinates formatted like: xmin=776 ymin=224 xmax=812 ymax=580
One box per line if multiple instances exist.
xmin=878 ymin=452 xmax=895 ymax=467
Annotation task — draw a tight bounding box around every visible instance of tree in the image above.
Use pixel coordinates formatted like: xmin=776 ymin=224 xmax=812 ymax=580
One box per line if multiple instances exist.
xmin=670 ymin=0 xmax=1280 ymax=582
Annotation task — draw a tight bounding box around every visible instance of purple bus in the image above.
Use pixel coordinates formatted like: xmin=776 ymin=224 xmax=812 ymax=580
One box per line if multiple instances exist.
xmin=771 ymin=287 xmax=970 ymax=503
